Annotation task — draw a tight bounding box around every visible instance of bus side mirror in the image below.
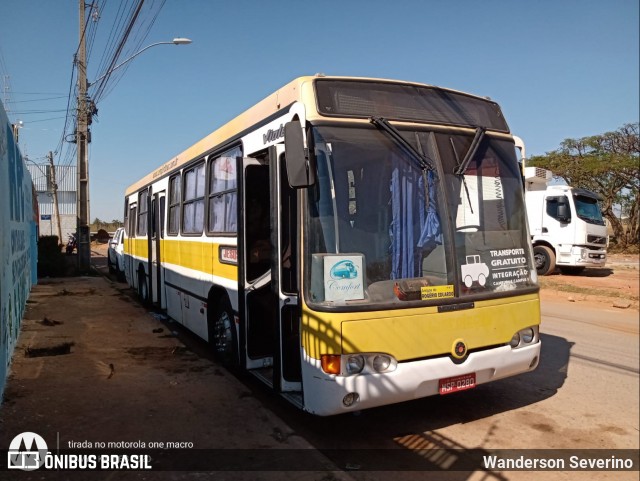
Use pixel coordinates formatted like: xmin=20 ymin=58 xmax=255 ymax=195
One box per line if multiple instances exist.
xmin=284 ymin=120 xmax=316 ymax=188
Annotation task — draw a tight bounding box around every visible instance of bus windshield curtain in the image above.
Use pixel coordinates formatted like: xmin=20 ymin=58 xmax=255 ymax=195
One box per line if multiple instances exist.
xmin=389 ymin=157 xmax=442 ymax=279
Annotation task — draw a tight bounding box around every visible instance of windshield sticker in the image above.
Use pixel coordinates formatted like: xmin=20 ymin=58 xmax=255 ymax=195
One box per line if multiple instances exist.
xmin=461 ymin=255 xmax=489 ymax=288
xmin=489 ymin=248 xmax=530 ymax=289
xmin=323 ymin=255 xmax=364 ymax=301
xmin=421 ymin=285 xmax=454 ymax=300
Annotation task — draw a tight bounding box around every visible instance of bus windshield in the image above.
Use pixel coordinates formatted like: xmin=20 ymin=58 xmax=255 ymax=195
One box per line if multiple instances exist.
xmin=304 ymin=124 xmax=536 ymax=309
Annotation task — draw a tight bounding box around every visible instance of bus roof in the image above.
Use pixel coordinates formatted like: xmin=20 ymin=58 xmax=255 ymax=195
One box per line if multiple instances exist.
xmin=124 ymin=75 xmax=496 ymax=196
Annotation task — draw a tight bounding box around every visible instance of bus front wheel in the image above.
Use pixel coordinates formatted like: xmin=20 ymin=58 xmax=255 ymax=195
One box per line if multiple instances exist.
xmin=210 ymin=298 xmax=238 ymax=368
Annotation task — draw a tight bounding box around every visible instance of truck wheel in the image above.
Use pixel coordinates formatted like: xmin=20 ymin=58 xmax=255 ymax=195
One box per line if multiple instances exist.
xmin=534 ymin=245 xmax=556 ymax=276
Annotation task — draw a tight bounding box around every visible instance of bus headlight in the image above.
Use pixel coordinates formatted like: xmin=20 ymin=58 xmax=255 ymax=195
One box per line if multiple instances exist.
xmin=510 ymin=326 xmax=539 ymax=349
xmin=346 ymin=355 xmax=365 ymax=374
xmin=320 ymin=353 xmax=397 ymax=375
xmin=521 ymin=328 xmax=535 ymax=344
xmin=372 ymin=355 xmax=392 ymax=372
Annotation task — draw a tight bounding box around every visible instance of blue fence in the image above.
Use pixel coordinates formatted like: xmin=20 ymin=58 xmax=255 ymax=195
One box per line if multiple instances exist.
xmin=0 ymin=100 xmax=37 ymax=400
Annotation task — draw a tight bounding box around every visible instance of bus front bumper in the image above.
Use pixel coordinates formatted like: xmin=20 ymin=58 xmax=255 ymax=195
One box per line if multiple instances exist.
xmin=300 ymin=342 xmax=541 ymax=416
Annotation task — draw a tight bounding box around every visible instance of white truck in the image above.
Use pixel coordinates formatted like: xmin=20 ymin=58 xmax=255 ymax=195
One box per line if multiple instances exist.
xmin=514 ymin=137 xmax=608 ymax=276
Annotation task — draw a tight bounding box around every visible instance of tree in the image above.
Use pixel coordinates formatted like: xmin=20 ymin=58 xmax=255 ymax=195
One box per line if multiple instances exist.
xmin=528 ymin=123 xmax=639 ymax=248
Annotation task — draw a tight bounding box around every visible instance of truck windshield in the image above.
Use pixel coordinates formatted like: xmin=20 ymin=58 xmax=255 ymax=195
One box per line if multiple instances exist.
xmin=303 ymin=125 xmax=536 ymax=310
xmin=574 ymin=194 xmax=606 ymax=225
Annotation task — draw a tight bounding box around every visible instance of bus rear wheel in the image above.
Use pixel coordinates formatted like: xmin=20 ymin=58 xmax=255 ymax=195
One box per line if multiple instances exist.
xmin=210 ymin=298 xmax=238 ymax=368
xmin=137 ymin=268 xmax=150 ymax=305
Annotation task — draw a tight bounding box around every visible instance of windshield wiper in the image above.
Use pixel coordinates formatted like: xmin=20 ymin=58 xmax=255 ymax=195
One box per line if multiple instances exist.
xmin=370 ymin=117 xmax=434 ymax=172
xmin=454 ymin=127 xmax=485 ymax=175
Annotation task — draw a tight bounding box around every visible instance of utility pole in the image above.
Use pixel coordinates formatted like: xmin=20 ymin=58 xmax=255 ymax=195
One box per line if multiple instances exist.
xmin=47 ymin=151 xmax=63 ymax=245
xmin=77 ymin=0 xmax=91 ymax=272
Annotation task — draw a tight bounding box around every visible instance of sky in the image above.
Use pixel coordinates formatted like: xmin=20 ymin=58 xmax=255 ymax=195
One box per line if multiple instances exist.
xmin=1 ymin=0 xmax=638 ymax=222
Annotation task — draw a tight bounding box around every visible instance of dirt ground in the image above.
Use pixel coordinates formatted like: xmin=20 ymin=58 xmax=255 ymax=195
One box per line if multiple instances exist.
xmin=1 ymin=247 xmax=352 ymax=479
xmin=538 ymin=253 xmax=640 ymax=311
xmin=1 ymin=243 xmax=636 ymax=478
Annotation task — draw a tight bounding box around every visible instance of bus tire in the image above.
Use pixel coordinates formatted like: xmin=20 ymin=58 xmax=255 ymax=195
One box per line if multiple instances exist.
xmin=138 ymin=268 xmax=150 ymax=305
xmin=533 ymin=245 xmax=556 ymax=276
xmin=116 ymin=266 xmax=126 ymax=282
xmin=210 ymin=297 xmax=238 ymax=368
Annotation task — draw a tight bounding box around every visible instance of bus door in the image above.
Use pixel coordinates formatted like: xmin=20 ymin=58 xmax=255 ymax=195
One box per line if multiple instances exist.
xmin=239 ymin=157 xmax=274 ymax=372
xmin=151 ymin=191 xmax=166 ymax=307
xmin=125 ymin=201 xmax=137 ymax=286
xmin=239 ymin=148 xmax=301 ymax=395
xmin=269 ymin=144 xmax=302 ymax=394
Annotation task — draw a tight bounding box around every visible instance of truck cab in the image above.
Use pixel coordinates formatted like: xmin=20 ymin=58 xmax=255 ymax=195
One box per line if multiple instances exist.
xmin=524 ymin=167 xmax=607 ymax=275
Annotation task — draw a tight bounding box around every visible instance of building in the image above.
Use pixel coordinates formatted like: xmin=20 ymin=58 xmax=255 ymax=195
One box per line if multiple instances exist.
xmin=26 ymin=163 xmax=77 ymax=243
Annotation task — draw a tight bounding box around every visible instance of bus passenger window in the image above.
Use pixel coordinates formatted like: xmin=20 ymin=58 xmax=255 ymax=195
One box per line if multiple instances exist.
xmin=168 ymin=174 xmax=181 ymax=235
xmin=208 ymin=146 xmax=241 ymax=233
xmin=138 ymin=190 xmax=148 ymax=236
xmin=183 ymin=162 xmax=205 ymax=234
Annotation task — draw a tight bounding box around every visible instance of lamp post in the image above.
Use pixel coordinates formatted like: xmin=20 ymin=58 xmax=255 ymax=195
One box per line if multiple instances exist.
xmin=75 ymin=3 xmax=191 ymax=273
xmin=89 ymin=38 xmax=192 ymax=87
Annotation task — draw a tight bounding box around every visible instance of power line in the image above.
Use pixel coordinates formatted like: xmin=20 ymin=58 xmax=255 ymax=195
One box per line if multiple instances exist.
xmin=11 ymin=109 xmax=69 ymax=115
xmin=5 ymin=91 xmax=66 ymax=95
xmin=6 ymin=96 xmax=68 ymax=103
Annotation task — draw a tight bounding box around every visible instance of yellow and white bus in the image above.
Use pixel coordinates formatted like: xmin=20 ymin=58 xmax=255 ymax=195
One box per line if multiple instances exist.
xmin=123 ymin=75 xmax=541 ymax=416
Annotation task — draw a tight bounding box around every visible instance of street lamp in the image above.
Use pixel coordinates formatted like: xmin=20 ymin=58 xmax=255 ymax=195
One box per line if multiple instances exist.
xmin=75 ymin=35 xmax=192 ymax=273
xmin=89 ymin=38 xmax=192 ymax=87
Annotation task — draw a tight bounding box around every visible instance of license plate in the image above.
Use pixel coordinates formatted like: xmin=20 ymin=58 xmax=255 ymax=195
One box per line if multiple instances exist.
xmin=438 ymin=373 xmax=476 ymax=395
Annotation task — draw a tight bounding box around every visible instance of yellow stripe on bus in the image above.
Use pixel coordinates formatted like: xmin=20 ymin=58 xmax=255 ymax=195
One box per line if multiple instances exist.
xmin=124 ymin=237 xmax=238 ymax=281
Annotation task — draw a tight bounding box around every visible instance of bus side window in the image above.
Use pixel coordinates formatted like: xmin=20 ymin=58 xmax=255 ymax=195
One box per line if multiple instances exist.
xmin=129 ymin=205 xmax=137 ymax=237
xmin=151 ymin=197 xmax=157 ymax=239
xmin=159 ymin=196 xmax=166 ymax=239
xmin=123 ymin=199 xmax=129 ymax=236
xmin=138 ymin=190 xmax=148 ymax=237
xmin=183 ymin=162 xmax=205 ymax=234
xmin=168 ymin=174 xmax=181 ymax=235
